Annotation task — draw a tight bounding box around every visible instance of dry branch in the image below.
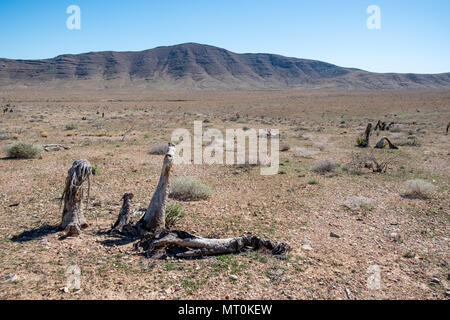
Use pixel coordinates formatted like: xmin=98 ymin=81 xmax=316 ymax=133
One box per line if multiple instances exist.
xmin=374 ymin=136 xmax=398 ymax=149
xmin=137 ymin=230 xmax=290 ymax=259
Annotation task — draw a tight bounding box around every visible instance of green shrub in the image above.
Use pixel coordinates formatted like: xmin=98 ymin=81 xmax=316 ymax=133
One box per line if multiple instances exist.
xmin=165 ymin=201 xmax=185 ymax=228
xmin=356 ymin=136 xmax=367 ymax=147
xmin=170 ymin=176 xmax=212 ymax=201
xmin=91 ymin=165 xmax=100 ymax=175
xmin=5 ymin=143 xmax=42 ymax=159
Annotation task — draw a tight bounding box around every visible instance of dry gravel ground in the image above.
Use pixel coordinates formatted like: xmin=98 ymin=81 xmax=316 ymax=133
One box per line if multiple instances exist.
xmin=0 ymin=89 xmax=449 ymax=300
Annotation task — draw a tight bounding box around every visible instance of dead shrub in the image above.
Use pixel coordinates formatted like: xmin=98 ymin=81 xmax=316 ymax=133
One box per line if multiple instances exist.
xmin=149 ymin=143 xmax=169 ymax=155
xmin=312 ymin=160 xmax=339 ymax=174
xmin=402 ymin=179 xmax=435 ymax=199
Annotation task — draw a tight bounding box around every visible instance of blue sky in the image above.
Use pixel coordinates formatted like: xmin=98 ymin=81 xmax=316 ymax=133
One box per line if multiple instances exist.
xmin=0 ymin=0 xmax=449 ymax=74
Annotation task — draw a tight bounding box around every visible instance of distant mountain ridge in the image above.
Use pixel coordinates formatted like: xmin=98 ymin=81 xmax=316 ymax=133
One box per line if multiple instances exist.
xmin=1 ymin=42 xmax=449 ymax=90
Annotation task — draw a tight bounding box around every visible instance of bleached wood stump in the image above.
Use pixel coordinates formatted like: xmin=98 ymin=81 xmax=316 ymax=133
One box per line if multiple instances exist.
xmin=60 ymin=160 xmax=92 ymax=236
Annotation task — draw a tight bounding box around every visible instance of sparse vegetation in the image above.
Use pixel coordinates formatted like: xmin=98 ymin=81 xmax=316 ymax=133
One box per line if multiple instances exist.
xmin=280 ymin=142 xmax=290 ymax=152
xmin=91 ymin=165 xmax=100 ymax=175
xmin=311 ymin=160 xmax=339 ymax=174
xmin=0 ymin=90 xmax=448 ymax=300
xmin=356 ymin=136 xmax=367 ymax=147
xmin=402 ymin=179 xmax=436 ymax=199
xmin=149 ymin=143 xmax=169 ymax=155
xmin=65 ymin=122 xmax=78 ymax=130
xmin=398 ymin=136 xmax=420 ymax=147
xmin=169 ymin=176 xmax=212 ymax=201
xmin=4 ymin=142 xmax=42 ymax=159
xmin=165 ymin=201 xmax=185 ymax=228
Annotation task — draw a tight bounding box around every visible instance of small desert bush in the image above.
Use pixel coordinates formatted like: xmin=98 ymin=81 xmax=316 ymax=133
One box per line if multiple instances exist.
xmin=5 ymin=142 xmax=42 ymax=159
xmin=398 ymin=136 xmax=420 ymax=147
xmin=149 ymin=143 xmax=169 ymax=155
xmin=311 ymin=160 xmax=339 ymax=174
xmin=165 ymin=201 xmax=185 ymax=228
xmin=65 ymin=122 xmax=78 ymax=130
xmin=356 ymin=136 xmax=367 ymax=147
xmin=308 ymin=178 xmax=319 ymax=185
xmin=402 ymin=179 xmax=435 ymax=199
xmin=280 ymin=142 xmax=291 ymax=152
xmin=91 ymin=165 xmax=100 ymax=175
xmin=170 ymin=176 xmax=212 ymax=201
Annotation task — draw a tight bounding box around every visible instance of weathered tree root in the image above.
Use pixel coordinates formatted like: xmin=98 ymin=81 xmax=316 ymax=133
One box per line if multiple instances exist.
xmin=136 ymin=230 xmax=290 ymax=259
xmin=374 ymin=136 xmax=398 ymax=149
xmin=60 ymin=159 xmax=92 ymax=236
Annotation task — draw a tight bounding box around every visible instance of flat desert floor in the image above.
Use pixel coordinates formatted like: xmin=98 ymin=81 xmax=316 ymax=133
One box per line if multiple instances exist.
xmin=0 ymin=89 xmax=449 ymax=299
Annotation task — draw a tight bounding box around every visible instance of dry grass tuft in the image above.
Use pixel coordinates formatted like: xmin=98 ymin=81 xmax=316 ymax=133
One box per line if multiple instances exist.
xmin=312 ymin=159 xmax=339 ymax=174
xmin=402 ymin=179 xmax=435 ymax=199
xmin=149 ymin=143 xmax=169 ymax=155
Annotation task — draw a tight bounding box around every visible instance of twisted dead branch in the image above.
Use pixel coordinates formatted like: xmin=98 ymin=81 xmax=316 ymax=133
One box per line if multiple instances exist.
xmin=60 ymin=160 xmax=92 ymax=236
xmin=137 ymin=230 xmax=290 ymax=259
xmin=375 ymin=136 xmax=398 ymax=149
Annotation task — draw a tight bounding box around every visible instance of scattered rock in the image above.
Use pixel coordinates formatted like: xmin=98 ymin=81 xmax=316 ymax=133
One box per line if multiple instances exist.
xmin=300 ymin=238 xmax=310 ymax=245
xmin=229 ymin=275 xmax=238 ymax=281
xmin=302 ymin=244 xmax=313 ymax=251
xmin=389 ymin=232 xmax=402 ymax=243
xmin=403 ymin=251 xmax=416 ymax=259
xmin=345 ymin=288 xmax=352 ymax=299
xmin=342 ymin=196 xmax=372 ymax=211
xmin=4 ymin=274 xmax=18 ymax=283
xmin=330 ymin=232 xmax=340 ymax=238
xmin=430 ymin=278 xmax=440 ymax=285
